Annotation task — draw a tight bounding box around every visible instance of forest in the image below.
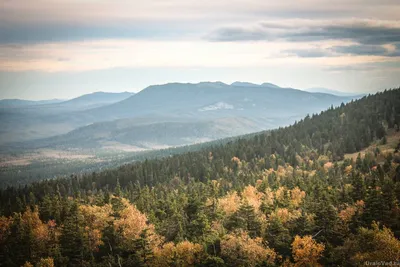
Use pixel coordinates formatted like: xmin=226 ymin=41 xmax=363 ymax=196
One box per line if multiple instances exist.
xmin=0 ymin=89 xmax=400 ymax=266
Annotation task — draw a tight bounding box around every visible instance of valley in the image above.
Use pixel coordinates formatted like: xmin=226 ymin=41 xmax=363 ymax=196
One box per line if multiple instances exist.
xmin=1 ymin=89 xmax=399 ymax=266
xmin=0 ymin=82 xmax=360 ymax=186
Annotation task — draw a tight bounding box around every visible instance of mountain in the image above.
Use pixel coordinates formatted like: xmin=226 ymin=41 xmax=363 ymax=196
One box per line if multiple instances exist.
xmin=87 ymin=82 xmax=354 ymax=121
xmin=0 ymin=98 xmax=64 ymax=107
xmin=261 ymin=82 xmax=281 ymax=88
xmin=231 ymin=81 xmax=261 ymax=87
xmin=53 ymin=91 xmax=134 ymax=110
xmin=0 ymin=82 xmax=357 ymax=147
xmin=0 ymin=92 xmax=134 ymax=112
xmin=0 ymin=92 xmax=135 ymax=144
xmin=231 ymin=82 xmax=282 ymax=88
xmin=1 ymin=89 xmax=399 ymax=266
xmin=0 ymin=92 xmax=136 ymax=114
xmin=305 ymin=87 xmax=365 ymax=97
xmin=34 ymin=81 xmax=354 ymax=150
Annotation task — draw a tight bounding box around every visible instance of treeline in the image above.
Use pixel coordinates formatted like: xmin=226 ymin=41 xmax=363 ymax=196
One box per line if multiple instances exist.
xmin=0 ymin=89 xmax=399 ymax=266
xmin=0 ymin=129 xmax=247 ymax=187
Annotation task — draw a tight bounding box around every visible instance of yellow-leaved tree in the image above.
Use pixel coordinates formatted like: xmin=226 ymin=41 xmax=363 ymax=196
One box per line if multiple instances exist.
xmin=217 ymin=191 xmax=241 ymax=216
xmin=79 ymin=204 xmax=113 ymax=252
xmin=0 ymin=216 xmax=12 ymax=247
xmin=290 ymin=235 xmax=325 ymax=267
xmin=22 ymin=258 xmax=54 ymax=267
xmin=241 ymin=185 xmax=264 ymax=212
xmin=20 ymin=207 xmax=51 ymax=262
xmin=341 ymin=222 xmax=400 ymax=264
xmin=220 ymin=231 xmax=276 ymax=267
xmin=35 ymin=258 xmax=55 ymax=267
xmin=113 ymin=197 xmax=163 ymax=251
xmin=153 ymin=240 xmax=204 ymax=267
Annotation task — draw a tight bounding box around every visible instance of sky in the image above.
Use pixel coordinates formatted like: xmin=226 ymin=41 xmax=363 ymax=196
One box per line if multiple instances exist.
xmin=0 ymin=0 xmax=399 ymax=100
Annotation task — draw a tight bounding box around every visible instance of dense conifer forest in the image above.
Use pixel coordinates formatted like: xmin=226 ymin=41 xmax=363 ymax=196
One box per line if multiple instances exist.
xmin=0 ymin=89 xmax=400 ymax=266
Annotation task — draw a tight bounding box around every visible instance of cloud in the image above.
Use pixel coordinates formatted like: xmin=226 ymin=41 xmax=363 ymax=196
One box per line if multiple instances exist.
xmin=0 ymin=40 xmax=295 ymax=72
xmin=206 ymin=26 xmax=272 ymax=42
xmin=0 ymin=1 xmax=399 ymax=75
xmin=2 ymin=0 xmax=398 ymax=24
xmin=282 ymin=43 xmax=400 ymax=58
xmin=57 ymin=57 xmax=70 ymax=62
xmin=0 ymin=22 xmax=196 ymax=44
xmin=1 ymin=38 xmax=397 ymax=74
xmin=208 ymin=19 xmax=400 ymax=45
xmin=283 ymin=48 xmax=333 ymax=58
xmin=1 ymin=1 xmax=400 ymax=43
xmin=325 ymin=65 xmax=376 ymax=72
xmin=331 ymin=45 xmax=396 ymax=56
xmin=325 ymin=61 xmax=400 ymax=72
xmin=0 ymin=0 xmax=399 ymax=99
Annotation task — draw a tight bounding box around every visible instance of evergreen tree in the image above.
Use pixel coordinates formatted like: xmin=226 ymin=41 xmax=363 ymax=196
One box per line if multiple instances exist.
xmin=225 ymin=201 xmax=261 ymax=238
xmin=351 ymin=172 xmax=366 ymax=201
xmin=131 ymin=229 xmax=154 ymax=267
xmin=264 ymin=216 xmax=291 ymax=257
xmin=59 ymin=202 xmax=84 ymax=266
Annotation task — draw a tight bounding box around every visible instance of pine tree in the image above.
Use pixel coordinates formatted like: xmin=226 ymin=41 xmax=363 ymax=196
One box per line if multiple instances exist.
xmin=381 ymin=179 xmax=400 ymax=234
xmin=7 ymin=213 xmax=30 ymax=266
xmin=363 ymin=186 xmax=385 ymax=226
xmin=225 ymin=201 xmax=261 ymax=238
xmin=59 ymin=202 xmax=84 ymax=266
xmin=264 ymin=216 xmax=291 ymax=257
xmin=115 ymin=179 xmax=122 ymax=197
xmin=132 ymin=229 xmax=154 ymax=267
xmin=351 ymin=172 xmax=366 ymax=201
xmin=28 ymin=192 xmax=36 ymax=209
xmin=314 ymin=198 xmax=341 ymax=245
xmin=185 ymin=197 xmax=211 ymax=242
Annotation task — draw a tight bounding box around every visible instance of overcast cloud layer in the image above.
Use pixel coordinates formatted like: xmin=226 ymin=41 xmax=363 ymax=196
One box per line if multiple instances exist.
xmin=0 ymin=0 xmax=399 ymax=99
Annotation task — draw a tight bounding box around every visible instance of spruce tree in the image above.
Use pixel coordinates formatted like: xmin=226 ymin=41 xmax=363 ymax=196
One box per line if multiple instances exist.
xmin=131 ymin=229 xmax=154 ymax=267
xmin=59 ymin=202 xmax=84 ymax=266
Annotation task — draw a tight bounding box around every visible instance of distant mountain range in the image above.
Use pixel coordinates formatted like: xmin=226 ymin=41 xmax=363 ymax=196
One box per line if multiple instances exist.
xmin=0 ymin=82 xmax=361 ymax=151
xmin=231 ymin=82 xmax=281 ymax=89
xmin=230 ymin=82 xmax=365 ymax=97
xmin=0 ymin=91 xmax=134 ymax=110
xmin=304 ymin=87 xmax=365 ymax=97
xmin=52 ymin=91 xmax=135 ymax=110
xmin=84 ymin=82 xmax=351 ymax=121
xmin=0 ymin=99 xmax=65 ymax=107
xmin=230 ymin=82 xmax=365 ymax=96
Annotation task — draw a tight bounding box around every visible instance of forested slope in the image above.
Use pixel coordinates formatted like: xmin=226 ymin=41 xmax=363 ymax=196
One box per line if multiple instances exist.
xmin=0 ymin=89 xmax=399 ymax=266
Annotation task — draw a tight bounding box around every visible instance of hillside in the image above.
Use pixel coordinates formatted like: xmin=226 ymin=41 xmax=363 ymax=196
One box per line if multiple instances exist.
xmin=15 ymin=117 xmax=264 ymax=150
xmin=0 ymin=98 xmax=64 ymax=108
xmin=0 ymin=92 xmax=133 ymax=111
xmin=87 ymin=82 xmax=352 ymax=121
xmin=344 ymin=128 xmax=400 ymax=162
xmin=305 ymin=87 xmax=364 ymax=97
xmin=0 ymin=82 xmax=354 ymax=149
xmin=53 ymin=91 xmax=134 ymax=110
xmin=0 ymin=89 xmax=399 ymax=266
xmin=0 ymin=82 xmax=360 ymax=187
xmin=0 ymin=92 xmax=134 ymax=144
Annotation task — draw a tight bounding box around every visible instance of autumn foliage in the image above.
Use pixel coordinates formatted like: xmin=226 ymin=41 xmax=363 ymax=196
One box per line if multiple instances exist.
xmin=221 ymin=231 xmax=276 ymax=267
xmin=291 ymin=235 xmax=325 ymax=266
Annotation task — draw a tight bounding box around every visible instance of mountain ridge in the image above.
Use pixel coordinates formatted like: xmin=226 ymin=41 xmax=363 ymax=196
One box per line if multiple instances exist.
xmin=0 ymin=82 xmax=358 ymax=148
